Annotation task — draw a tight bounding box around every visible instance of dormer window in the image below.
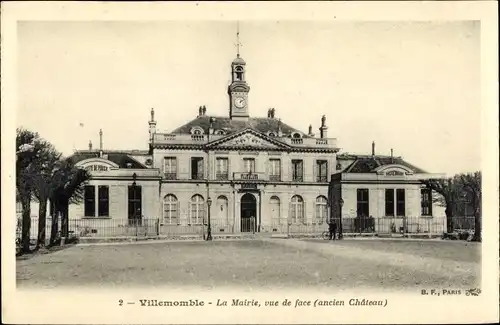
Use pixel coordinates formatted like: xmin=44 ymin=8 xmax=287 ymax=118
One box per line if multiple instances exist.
xmin=291 ymin=132 xmax=302 ymax=139
xmin=267 ymin=132 xmax=277 ymax=137
xmin=190 ymin=127 xmax=204 ymax=135
xmin=215 ymin=130 xmax=226 ymax=135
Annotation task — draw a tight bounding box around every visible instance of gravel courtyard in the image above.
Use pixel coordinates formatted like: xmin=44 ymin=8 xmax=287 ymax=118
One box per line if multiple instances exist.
xmin=16 ymin=238 xmax=480 ymax=291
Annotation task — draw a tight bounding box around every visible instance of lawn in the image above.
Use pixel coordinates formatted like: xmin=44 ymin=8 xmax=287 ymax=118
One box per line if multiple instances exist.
xmin=16 ymin=239 xmax=480 ymax=291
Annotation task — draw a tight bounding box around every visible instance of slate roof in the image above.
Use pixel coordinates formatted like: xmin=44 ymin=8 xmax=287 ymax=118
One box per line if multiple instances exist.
xmin=337 ymin=154 xmax=427 ymax=174
xmin=171 ymin=115 xmax=311 ymax=138
xmin=68 ymin=150 xmax=149 ymax=169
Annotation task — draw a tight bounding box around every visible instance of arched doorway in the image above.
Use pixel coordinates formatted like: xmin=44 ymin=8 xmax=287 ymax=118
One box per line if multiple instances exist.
xmin=241 ymin=193 xmax=257 ymax=233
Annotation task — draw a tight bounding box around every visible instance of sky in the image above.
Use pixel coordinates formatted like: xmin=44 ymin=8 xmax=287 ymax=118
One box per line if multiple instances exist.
xmin=17 ymin=20 xmax=481 ymax=175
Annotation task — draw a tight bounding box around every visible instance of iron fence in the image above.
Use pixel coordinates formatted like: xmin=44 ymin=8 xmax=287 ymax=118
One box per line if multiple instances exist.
xmin=17 ymin=215 xmax=463 ymax=240
xmin=452 ymin=216 xmax=476 ymax=231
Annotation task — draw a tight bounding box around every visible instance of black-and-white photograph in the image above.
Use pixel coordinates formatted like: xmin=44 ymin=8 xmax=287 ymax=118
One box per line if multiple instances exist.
xmin=3 ymin=2 xmax=498 ymax=324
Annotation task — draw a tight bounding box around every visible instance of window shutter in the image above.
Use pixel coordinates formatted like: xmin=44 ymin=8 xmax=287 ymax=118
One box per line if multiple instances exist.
xmin=312 ymin=160 xmax=320 ymax=182
xmin=176 ymin=201 xmax=180 ymax=225
xmin=303 ymin=200 xmax=307 ymax=225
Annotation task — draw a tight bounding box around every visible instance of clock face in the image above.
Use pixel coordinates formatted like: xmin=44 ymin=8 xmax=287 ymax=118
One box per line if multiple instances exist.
xmin=234 ymin=97 xmax=246 ymax=108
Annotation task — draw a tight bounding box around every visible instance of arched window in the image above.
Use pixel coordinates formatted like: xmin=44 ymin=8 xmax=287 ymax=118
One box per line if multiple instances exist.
xmin=270 ymin=196 xmax=281 ymax=225
xmin=315 ymin=196 xmax=328 ymax=224
xmin=235 ymin=66 xmax=244 ymax=81
xmin=290 ymin=195 xmax=304 ymax=224
xmin=190 ymin=127 xmax=204 ymax=135
xmin=292 ymin=132 xmax=302 ymax=138
xmin=190 ymin=194 xmax=205 ymax=225
xmin=163 ymin=194 xmax=179 ymax=225
xmin=217 ymin=195 xmax=229 ymax=225
xmin=267 ymin=132 xmax=276 ymax=137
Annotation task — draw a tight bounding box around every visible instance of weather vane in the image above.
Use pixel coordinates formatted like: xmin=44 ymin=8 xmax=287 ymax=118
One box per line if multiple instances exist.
xmin=234 ymin=21 xmax=242 ymax=57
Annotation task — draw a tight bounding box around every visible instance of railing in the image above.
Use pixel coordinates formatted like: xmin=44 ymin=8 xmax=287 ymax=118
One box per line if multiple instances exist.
xmin=292 ymin=175 xmax=303 ymax=182
xmin=291 ymin=138 xmax=303 ymax=144
xmin=316 ymin=176 xmax=328 ymax=182
xmin=452 ymin=216 xmax=476 ymax=231
xmin=191 ymin=135 xmax=205 ymax=141
xmin=164 ymin=172 xmax=177 ymax=180
xmin=233 ymin=172 xmax=266 ymax=181
xmin=191 ymin=172 xmax=204 ymax=180
xmin=269 ymin=174 xmax=281 ymax=181
xmin=16 ymin=215 xmax=456 ymax=241
xmin=216 ymin=173 xmax=229 ymax=181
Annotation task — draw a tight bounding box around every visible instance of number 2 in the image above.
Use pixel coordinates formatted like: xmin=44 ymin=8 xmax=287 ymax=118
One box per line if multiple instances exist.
xmin=119 ymin=299 xmax=123 ymax=306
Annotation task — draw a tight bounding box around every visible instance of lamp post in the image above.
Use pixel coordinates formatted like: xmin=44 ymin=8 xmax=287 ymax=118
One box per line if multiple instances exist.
xmin=339 ymin=197 xmax=344 ymax=239
xmin=205 ymin=117 xmax=215 ymax=241
xmin=206 ymin=197 xmax=213 ymax=240
xmin=131 ymin=173 xmax=138 ymax=231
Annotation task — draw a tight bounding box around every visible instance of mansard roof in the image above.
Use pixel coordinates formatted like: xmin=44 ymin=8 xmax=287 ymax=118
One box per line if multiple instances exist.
xmin=69 ymin=150 xmax=149 ymax=169
xmin=170 ymin=115 xmax=312 ymax=138
xmin=337 ymin=153 xmax=427 ymax=174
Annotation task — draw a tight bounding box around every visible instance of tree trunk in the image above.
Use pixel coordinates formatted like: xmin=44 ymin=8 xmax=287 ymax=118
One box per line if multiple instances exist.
xmin=50 ymin=206 xmax=60 ymax=246
xmin=37 ymin=198 xmax=48 ymax=248
xmin=21 ymin=197 xmax=32 ymax=253
xmin=472 ymin=195 xmax=481 ymax=242
xmin=61 ymin=199 xmax=69 ymax=238
xmin=445 ymin=203 xmax=454 ymax=233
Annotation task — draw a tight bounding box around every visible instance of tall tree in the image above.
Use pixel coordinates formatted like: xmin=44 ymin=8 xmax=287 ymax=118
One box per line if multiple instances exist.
xmin=459 ymin=171 xmax=482 ymax=242
xmin=16 ymin=128 xmax=45 ymax=253
xmin=32 ymin=142 xmax=62 ymax=248
xmin=48 ymin=158 xmax=91 ymax=245
xmin=422 ymin=175 xmax=463 ymax=233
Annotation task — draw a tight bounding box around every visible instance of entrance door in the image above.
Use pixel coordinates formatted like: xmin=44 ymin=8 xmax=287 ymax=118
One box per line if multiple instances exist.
xmin=240 ymin=193 xmax=257 ymax=233
xmin=128 ymin=185 xmax=142 ymax=226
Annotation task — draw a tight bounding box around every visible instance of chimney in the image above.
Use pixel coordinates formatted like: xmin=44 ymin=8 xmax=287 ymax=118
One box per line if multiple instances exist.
xmin=308 ymin=124 xmax=313 ymax=136
xmin=198 ymin=106 xmax=203 ymax=117
xmin=372 ymin=141 xmax=375 ymax=156
xmin=271 ymin=108 xmax=275 ymax=118
xmin=149 ymin=108 xmax=157 ymax=143
xmin=319 ymin=115 xmax=328 ymax=139
xmin=267 ymin=108 xmax=272 ymax=118
xmin=88 ymin=140 xmax=93 ymax=151
xmin=202 ymin=105 xmax=207 ymax=116
xmin=208 ymin=117 xmax=215 ymax=134
xmin=391 ymin=148 xmax=394 ymax=163
xmin=99 ymin=129 xmax=103 ymax=150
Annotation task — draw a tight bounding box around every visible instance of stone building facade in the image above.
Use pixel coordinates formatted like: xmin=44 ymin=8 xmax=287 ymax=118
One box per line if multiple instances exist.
xmin=56 ymin=53 xmax=445 ymax=237
xmin=150 ymin=53 xmax=339 ymax=234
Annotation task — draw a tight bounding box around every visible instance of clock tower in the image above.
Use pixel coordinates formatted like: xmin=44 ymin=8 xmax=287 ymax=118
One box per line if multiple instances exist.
xmin=228 ymin=26 xmax=250 ymax=120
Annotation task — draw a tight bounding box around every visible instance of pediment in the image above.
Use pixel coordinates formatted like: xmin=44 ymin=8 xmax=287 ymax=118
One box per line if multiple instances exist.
xmin=75 ymin=158 xmax=119 ymax=172
xmin=208 ymin=129 xmax=288 ymax=150
xmin=375 ymin=164 xmax=414 ymax=176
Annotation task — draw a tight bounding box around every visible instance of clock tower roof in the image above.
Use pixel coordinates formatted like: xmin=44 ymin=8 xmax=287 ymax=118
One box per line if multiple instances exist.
xmin=232 ymin=55 xmax=246 ymax=65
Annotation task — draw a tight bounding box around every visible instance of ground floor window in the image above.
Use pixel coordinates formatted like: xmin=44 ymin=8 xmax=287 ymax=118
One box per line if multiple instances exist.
xmin=98 ymin=186 xmax=109 ymax=217
xmin=270 ymin=196 xmax=281 ymax=225
xmin=421 ymin=188 xmax=432 ymax=216
xmin=128 ymin=185 xmax=142 ymax=223
xmin=356 ymin=189 xmax=369 ymax=217
xmin=84 ymin=185 xmax=95 ymax=217
xmin=290 ymin=195 xmax=304 ymax=224
xmin=163 ymin=194 xmax=179 ymax=224
xmin=315 ymin=196 xmax=328 ymax=224
xmin=190 ymin=194 xmax=205 ymax=225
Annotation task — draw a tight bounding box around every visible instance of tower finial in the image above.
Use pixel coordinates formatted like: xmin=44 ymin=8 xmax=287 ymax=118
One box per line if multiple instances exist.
xmin=235 ymin=21 xmax=242 ymax=58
